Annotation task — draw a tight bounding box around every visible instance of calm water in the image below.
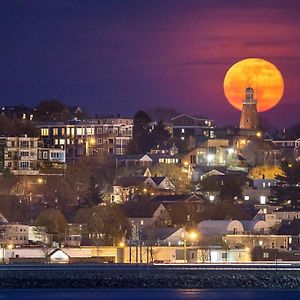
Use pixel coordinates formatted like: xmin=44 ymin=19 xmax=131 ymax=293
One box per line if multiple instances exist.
xmin=0 ymin=289 xmax=299 ymax=300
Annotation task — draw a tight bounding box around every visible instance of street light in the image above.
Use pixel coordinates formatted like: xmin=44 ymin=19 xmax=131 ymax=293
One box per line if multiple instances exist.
xmin=182 ymin=230 xmax=199 ymax=263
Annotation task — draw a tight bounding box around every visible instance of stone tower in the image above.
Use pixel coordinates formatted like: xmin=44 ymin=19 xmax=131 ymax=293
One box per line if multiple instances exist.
xmin=239 ymin=87 xmax=259 ymax=129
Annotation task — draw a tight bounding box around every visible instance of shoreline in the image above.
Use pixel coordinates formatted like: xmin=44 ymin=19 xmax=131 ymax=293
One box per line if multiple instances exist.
xmin=0 ymin=266 xmax=300 ymax=289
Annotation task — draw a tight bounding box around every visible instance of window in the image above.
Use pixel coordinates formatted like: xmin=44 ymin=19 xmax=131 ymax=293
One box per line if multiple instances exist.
xmin=260 ymin=196 xmax=266 ymax=205
xmin=19 ymin=161 xmax=30 ymax=169
xmin=181 ymin=129 xmax=185 ymax=134
xmin=41 ymin=128 xmax=49 ymax=136
xmin=97 ymin=127 xmax=102 ymax=134
xmin=76 ymin=128 xmax=84 ymax=136
xmin=20 ymin=151 xmax=29 ymax=157
xmin=20 ymin=141 xmax=29 ymax=147
xmin=61 ymin=128 xmax=65 ymax=135
xmin=42 ymin=151 xmax=48 ymax=159
xmin=140 ymin=220 xmax=144 ymax=226
xmin=77 ymin=148 xmax=84 ymax=155
xmin=53 ymin=128 xmax=58 ymax=136
xmin=86 ymin=128 xmax=94 ymax=135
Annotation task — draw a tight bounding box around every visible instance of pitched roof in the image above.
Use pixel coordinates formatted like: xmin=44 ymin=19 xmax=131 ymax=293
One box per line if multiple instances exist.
xmin=150 ymin=194 xmax=204 ymax=203
xmin=142 ymin=227 xmax=180 ymax=241
xmin=150 ymin=176 xmax=166 ymax=185
xmin=114 ymin=176 xmax=148 ymax=187
xmin=121 ymin=201 xmax=163 ymax=218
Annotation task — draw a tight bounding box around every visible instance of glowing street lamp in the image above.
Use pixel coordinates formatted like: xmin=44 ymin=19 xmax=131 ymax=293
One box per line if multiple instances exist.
xmin=182 ymin=230 xmax=199 ymax=263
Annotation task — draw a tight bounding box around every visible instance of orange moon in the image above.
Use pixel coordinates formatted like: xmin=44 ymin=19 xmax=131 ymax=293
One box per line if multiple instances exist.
xmin=224 ymin=58 xmax=284 ymax=112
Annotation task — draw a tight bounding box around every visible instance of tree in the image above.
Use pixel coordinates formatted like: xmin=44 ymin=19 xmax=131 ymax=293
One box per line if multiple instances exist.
xmin=150 ymin=120 xmax=171 ymax=148
xmin=35 ymin=99 xmax=67 ymax=121
xmin=250 ymin=165 xmax=283 ymax=179
xmin=151 ymin=163 xmax=194 ymax=194
xmin=147 ymin=107 xmax=179 ymax=123
xmin=219 ymin=175 xmax=244 ymax=203
xmin=198 ymin=174 xmax=246 ymax=204
xmin=35 ymin=209 xmax=67 ymax=242
xmin=130 ymin=110 xmax=152 ymax=154
xmin=74 ymin=204 xmax=130 ymax=246
xmin=272 ymin=160 xmax=300 ymax=208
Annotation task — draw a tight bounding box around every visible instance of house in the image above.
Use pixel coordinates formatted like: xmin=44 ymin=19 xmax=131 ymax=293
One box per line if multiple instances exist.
xmin=113 ymin=176 xmax=175 ymax=202
xmin=150 ymin=194 xmax=205 ymax=203
xmin=277 ymin=219 xmax=300 ymax=250
xmin=0 ymin=135 xmax=39 ymax=175
xmin=48 ymin=248 xmax=70 ymax=263
xmin=39 ymin=117 xmax=133 ymax=161
xmin=121 ymin=201 xmax=171 ymax=229
xmin=188 ymin=247 xmax=251 ymax=263
xmin=223 ymin=234 xmax=291 ymax=250
xmin=181 ymin=139 xmax=230 ymax=166
xmin=272 ymin=208 xmax=300 ymax=224
xmin=253 ymin=205 xmax=282 ymax=228
xmin=141 ymin=227 xmax=194 ymax=246
xmin=149 ymin=144 xmax=179 ymax=156
xmin=38 ymin=148 xmax=66 ymax=164
xmin=171 ymin=114 xmax=215 ymax=145
xmin=270 ymin=138 xmax=300 ymax=160
xmin=116 ymin=154 xmax=153 ymax=168
xmin=117 ymin=153 xmax=180 ymax=168
xmin=198 ymin=220 xmax=244 ymax=236
xmin=0 ymin=223 xmax=47 ymax=246
xmin=0 ymin=105 xmax=35 ymax=121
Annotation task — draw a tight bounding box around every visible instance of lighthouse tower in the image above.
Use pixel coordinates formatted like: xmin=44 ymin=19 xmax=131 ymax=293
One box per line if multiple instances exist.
xmin=239 ymin=87 xmax=259 ymax=129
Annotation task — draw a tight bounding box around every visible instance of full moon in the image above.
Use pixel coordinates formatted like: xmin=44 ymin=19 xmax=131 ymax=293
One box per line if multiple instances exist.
xmin=223 ymin=58 xmax=284 ymax=112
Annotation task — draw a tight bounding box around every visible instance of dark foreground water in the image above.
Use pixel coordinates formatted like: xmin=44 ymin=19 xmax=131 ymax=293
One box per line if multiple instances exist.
xmin=0 ymin=289 xmax=299 ymax=300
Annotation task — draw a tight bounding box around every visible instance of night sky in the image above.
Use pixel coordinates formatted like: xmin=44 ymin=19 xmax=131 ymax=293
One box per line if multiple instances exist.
xmin=1 ymin=0 xmax=300 ymax=127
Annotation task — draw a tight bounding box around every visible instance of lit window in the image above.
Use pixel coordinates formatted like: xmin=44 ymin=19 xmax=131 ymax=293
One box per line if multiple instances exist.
xmin=260 ymin=196 xmax=266 ymax=205
xmin=41 ymin=128 xmax=49 ymax=136
xmin=53 ymin=128 xmax=58 ymax=136
xmin=181 ymin=129 xmax=185 ymax=133
xmin=244 ymin=196 xmax=250 ymax=201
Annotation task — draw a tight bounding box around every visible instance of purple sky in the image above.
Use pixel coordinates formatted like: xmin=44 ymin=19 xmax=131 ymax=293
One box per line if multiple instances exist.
xmin=1 ymin=0 xmax=300 ymax=127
